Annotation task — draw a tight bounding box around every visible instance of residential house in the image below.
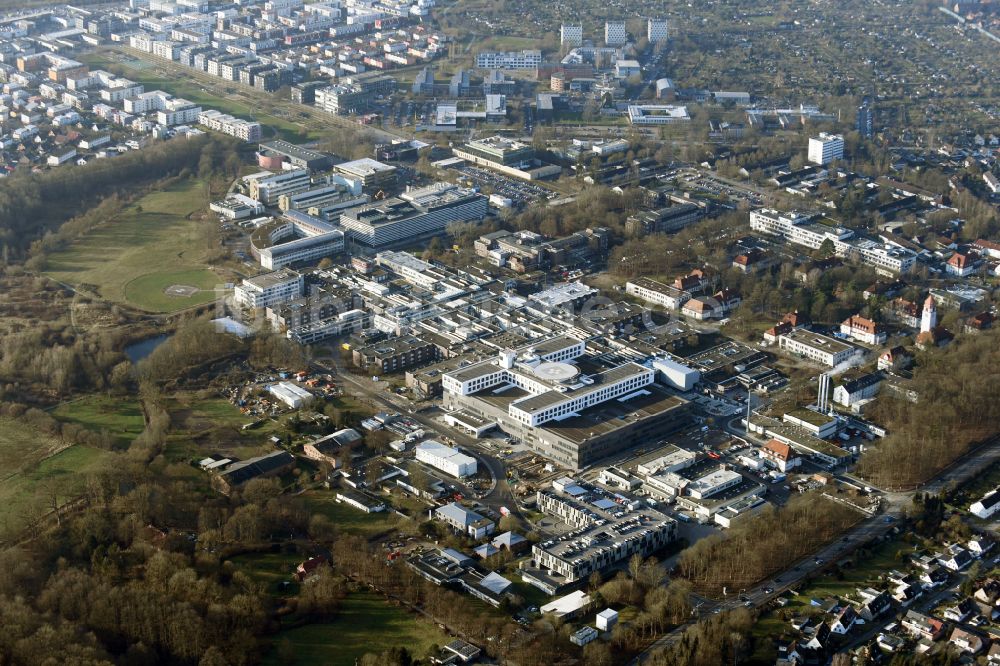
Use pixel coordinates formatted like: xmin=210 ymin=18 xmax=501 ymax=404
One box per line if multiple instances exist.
xmin=878 ymin=346 xmax=912 ymax=372
xmin=965 ymin=311 xmax=994 ymax=333
xmin=435 ymin=502 xmax=495 ymax=539
xmin=968 ymin=534 xmax=996 ymax=558
xmin=732 ymin=247 xmax=769 ymax=273
xmin=829 ymin=605 xmax=858 ymax=634
xmin=949 ymin=627 xmax=986 ymax=655
xmin=974 ymin=578 xmax=1000 ymax=607
xmin=492 ymin=531 xmax=529 ymax=554
xmin=943 ymin=597 xmax=978 ymax=623
xmin=855 ymin=588 xmax=892 ymax=621
xmin=295 ymin=555 xmax=328 ymax=581
xmin=761 ymin=439 xmax=802 ymax=473
xmin=941 ymin=544 xmax=974 ymax=571
xmin=971 ymin=488 xmax=1000 ymax=519
xmin=973 ymin=238 xmax=1000 ymax=259
xmin=901 ymin=610 xmax=945 ymax=641
xmin=919 ymin=565 xmax=949 ymax=589
xmin=893 ymin=581 xmax=923 ymax=606
xmin=877 ymin=632 xmax=904 ymax=652
xmin=946 ymin=251 xmax=979 ymax=277
xmin=833 ymin=372 xmax=883 ymax=408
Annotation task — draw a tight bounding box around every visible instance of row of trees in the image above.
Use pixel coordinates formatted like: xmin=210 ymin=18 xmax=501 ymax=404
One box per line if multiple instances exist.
xmin=676 ymin=493 xmax=861 ymax=595
xmin=0 ymin=135 xmax=236 ymax=263
xmin=857 ymin=327 xmax=1000 ymax=488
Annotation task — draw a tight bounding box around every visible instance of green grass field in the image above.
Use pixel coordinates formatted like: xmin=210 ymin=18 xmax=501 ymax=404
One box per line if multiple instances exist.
xmin=301 ymin=490 xmax=401 ymax=537
xmin=264 ymin=592 xmax=450 ymax=666
xmin=44 ymin=178 xmax=221 ymax=312
xmin=52 ymin=396 xmax=146 ymax=447
xmin=229 ymin=551 xmax=303 ymax=596
xmin=124 ymin=270 xmax=221 ymax=313
xmin=0 ymin=419 xmax=112 ymax=539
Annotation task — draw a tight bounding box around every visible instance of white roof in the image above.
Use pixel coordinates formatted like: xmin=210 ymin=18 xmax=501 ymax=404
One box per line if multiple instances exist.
xmin=478 ymin=572 xmax=512 ymax=594
xmin=597 ymin=608 xmax=619 ymax=619
xmin=541 ymin=590 xmax=591 ymax=617
xmin=416 ymin=440 xmax=476 ymax=467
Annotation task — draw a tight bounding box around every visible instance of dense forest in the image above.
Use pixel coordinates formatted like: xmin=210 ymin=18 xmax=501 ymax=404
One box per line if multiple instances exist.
xmin=857 ymin=327 xmax=1000 ymax=488
xmin=675 ymin=493 xmax=861 ymax=596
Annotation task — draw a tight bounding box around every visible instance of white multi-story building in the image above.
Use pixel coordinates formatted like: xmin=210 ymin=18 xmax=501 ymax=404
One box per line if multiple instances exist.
xmin=560 ymin=24 xmax=583 ymax=47
xmin=840 ymin=315 xmax=887 ymax=345
xmin=234 ymin=268 xmax=304 ymax=310
xmin=198 ymin=110 xmax=262 ymax=142
xmin=244 ymin=169 xmax=312 ymax=206
xmin=443 ymin=341 xmax=653 ymax=428
xmin=415 ymin=440 xmax=477 ymax=478
xmin=605 ymin=20 xmax=627 ymax=45
xmin=647 ymin=18 xmax=669 ymax=43
xmin=339 ymin=183 xmax=488 ymax=248
xmin=778 ymin=328 xmax=859 ymax=367
xmin=749 ymin=209 xmax=916 ymax=274
xmin=808 ymin=132 xmax=844 ymax=165
xmin=474 ymin=50 xmax=542 ymax=70
xmin=625 ymin=277 xmax=691 ymax=310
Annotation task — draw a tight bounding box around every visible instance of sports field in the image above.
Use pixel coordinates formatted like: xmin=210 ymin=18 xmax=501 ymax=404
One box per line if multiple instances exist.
xmin=44 ymin=178 xmax=222 ymax=312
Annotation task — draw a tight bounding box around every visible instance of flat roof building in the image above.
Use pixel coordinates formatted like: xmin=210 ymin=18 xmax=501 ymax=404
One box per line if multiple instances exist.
xmin=443 ymin=339 xmax=690 ymax=468
xmin=627 ymin=104 xmax=690 ymax=125
xmin=339 ymin=183 xmax=487 ymax=249
xmin=778 ymin=328 xmax=859 ymax=367
xmin=808 ymin=132 xmax=844 ymax=165
xmin=528 ymin=480 xmax=676 ymax=586
xmin=258 ymin=140 xmax=332 ymax=171
xmin=416 ymin=440 xmax=477 ymax=478
xmin=234 ymin=267 xmax=303 ymax=310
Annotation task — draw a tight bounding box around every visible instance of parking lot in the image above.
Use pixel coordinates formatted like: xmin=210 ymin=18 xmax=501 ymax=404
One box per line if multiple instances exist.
xmin=454 ymin=164 xmax=555 ymax=205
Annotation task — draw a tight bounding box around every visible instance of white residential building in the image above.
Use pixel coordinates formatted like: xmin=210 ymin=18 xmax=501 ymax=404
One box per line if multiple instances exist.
xmin=605 ymin=20 xmax=627 ymax=45
xmin=749 ymin=208 xmax=916 ymax=274
xmin=971 ymin=488 xmax=1000 ymax=519
xmin=625 ymin=277 xmax=690 ymax=310
xmin=808 ymin=132 xmax=844 ymax=165
xmin=474 ymin=50 xmax=542 ymax=70
xmin=647 ymin=18 xmax=669 ymax=43
xmin=840 ymin=315 xmax=887 ymax=345
xmin=234 ymin=268 xmax=304 ymax=309
xmin=560 ymin=24 xmax=583 ymax=47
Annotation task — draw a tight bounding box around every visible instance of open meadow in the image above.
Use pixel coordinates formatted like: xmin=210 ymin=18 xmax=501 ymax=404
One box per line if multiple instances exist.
xmin=44 ymin=178 xmax=221 ymax=313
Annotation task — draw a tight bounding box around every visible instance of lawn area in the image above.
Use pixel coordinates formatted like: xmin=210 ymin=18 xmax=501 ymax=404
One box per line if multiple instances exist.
xmin=44 ymin=177 xmax=222 ymax=312
xmin=52 ymin=396 xmax=146 ymax=447
xmin=0 ymin=433 xmax=113 ymax=540
xmin=229 ymin=550 xmax=303 ymax=596
xmin=264 ymin=591 xmax=450 ymax=666
xmin=301 ymin=490 xmax=401 ymax=537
